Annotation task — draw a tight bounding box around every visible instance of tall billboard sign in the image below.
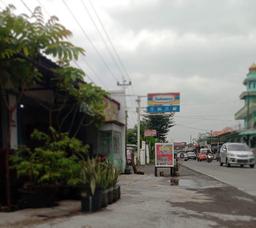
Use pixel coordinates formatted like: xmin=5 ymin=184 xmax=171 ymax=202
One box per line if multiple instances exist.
xmin=147 ymin=92 xmax=180 ymax=113
xmin=155 ymin=143 xmax=174 ymax=167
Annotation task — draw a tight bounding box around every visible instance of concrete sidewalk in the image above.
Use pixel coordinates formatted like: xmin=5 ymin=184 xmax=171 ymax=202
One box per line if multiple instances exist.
xmin=0 ymin=166 xmax=256 ymax=228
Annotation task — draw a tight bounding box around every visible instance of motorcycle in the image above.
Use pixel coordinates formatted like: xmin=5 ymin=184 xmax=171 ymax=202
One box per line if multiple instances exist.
xmin=207 ymin=153 xmax=214 ymax=163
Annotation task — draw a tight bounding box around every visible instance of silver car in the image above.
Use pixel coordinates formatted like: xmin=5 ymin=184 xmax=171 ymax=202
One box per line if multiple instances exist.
xmin=219 ymin=143 xmax=255 ymax=168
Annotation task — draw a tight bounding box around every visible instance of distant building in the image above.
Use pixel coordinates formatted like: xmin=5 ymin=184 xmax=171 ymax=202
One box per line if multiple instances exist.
xmin=233 ymin=64 xmax=256 ymax=147
xmin=199 ymin=64 xmax=256 ymax=149
xmin=235 ymin=63 xmax=256 ymax=128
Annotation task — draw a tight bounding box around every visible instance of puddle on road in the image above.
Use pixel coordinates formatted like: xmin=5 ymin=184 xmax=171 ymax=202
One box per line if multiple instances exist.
xmin=170 ymin=178 xmax=200 ymax=188
xmin=178 ymin=179 xmax=199 ymax=189
xmin=170 ymin=178 xmax=220 ymax=189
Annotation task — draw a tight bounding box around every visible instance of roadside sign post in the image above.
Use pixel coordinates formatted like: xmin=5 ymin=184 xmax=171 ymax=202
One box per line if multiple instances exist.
xmin=154 ymin=143 xmax=174 ymax=177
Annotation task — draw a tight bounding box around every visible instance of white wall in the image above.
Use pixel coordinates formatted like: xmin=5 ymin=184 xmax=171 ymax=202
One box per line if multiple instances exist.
xmin=110 ymin=90 xmax=126 ymax=172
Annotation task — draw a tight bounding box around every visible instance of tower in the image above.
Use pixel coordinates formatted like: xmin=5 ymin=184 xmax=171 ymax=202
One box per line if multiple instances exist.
xmin=235 ymin=64 xmax=256 ymax=128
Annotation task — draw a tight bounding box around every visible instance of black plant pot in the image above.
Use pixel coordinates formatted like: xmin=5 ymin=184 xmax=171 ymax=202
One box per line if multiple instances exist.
xmin=101 ymin=190 xmax=108 ymax=208
xmin=18 ymin=186 xmax=57 ymax=209
xmin=57 ymin=185 xmax=81 ymax=200
xmin=81 ymin=191 xmax=102 ymax=212
xmin=116 ymin=185 xmax=121 ymax=200
xmin=113 ymin=185 xmax=118 ymax=202
xmin=107 ymin=187 xmax=114 ymax=204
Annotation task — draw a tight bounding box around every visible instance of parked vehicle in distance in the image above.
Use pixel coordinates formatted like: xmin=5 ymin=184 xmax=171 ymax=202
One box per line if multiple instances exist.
xmin=197 ymin=148 xmax=209 ymax=161
xmin=186 ymin=151 xmax=197 ymax=160
xmin=207 ymin=152 xmax=214 ymax=163
xmin=177 ymin=151 xmax=188 ymax=161
xmin=219 ymin=143 xmax=255 ymax=168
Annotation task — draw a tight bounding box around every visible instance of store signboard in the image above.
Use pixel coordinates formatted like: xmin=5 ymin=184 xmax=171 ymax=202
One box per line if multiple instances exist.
xmin=147 ymin=92 xmax=180 ymax=113
xmin=155 ymin=143 xmax=174 ymax=167
xmin=144 ymin=129 xmax=157 ymax=137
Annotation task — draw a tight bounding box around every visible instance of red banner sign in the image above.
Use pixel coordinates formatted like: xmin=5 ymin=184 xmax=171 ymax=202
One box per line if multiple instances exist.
xmin=155 ymin=143 xmax=174 ymax=167
xmin=144 ymin=129 xmax=157 ymax=137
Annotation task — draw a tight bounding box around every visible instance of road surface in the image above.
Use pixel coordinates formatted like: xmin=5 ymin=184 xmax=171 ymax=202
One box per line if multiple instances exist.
xmin=1 ymin=166 xmax=256 ymax=228
xmin=182 ymin=159 xmax=256 ymax=197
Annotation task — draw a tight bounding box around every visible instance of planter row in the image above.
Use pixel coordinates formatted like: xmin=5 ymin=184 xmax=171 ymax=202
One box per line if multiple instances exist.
xmin=81 ymin=185 xmax=121 ymax=212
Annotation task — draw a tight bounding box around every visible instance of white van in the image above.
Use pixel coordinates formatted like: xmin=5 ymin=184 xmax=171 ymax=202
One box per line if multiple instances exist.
xmin=219 ymin=143 xmax=255 ymax=168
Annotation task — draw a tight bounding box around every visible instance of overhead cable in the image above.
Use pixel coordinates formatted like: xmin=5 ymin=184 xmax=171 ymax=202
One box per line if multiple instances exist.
xmin=20 ymin=0 xmax=33 ymax=13
xmin=80 ymin=0 xmax=126 ymax=81
xmin=62 ymin=0 xmax=120 ymax=82
xmin=87 ymin=0 xmax=136 ymax=93
xmin=36 ymin=0 xmax=110 ymax=89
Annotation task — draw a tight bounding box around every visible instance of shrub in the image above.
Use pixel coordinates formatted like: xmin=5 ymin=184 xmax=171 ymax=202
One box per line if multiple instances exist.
xmin=10 ymin=127 xmax=88 ymax=188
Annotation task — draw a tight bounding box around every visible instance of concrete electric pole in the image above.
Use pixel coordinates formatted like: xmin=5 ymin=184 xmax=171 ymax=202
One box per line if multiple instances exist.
xmin=136 ymin=97 xmax=141 ymax=161
xmin=117 ymin=79 xmax=131 ymax=170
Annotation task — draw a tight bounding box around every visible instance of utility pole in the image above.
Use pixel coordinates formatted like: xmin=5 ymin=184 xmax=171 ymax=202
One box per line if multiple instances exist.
xmin=136 ymin=97 xmax=141 ymax=163
xmin=117 ymin=79 xmax=131 ymax=170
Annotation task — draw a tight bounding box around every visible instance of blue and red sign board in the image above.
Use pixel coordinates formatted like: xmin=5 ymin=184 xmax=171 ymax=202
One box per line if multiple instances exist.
xmin=147 ymin=92 xmax=180 ymax=113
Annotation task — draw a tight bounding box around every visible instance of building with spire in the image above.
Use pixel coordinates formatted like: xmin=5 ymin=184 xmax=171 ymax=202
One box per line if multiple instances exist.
xmin=235 ymin=64 xmax=256 ymax=128
xmin=235 ymin=63 xmax=256 ymax=147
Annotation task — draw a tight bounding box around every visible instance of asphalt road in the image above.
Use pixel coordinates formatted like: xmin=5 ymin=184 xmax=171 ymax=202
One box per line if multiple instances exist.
xmin=1 ymin=166 xmax=256 ymax=228
xmin=182 ymin=159 xmax=256 ymax=197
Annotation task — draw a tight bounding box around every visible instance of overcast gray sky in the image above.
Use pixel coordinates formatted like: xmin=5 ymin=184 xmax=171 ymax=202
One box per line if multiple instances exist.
xmin=4 ymin=0 xmax=256 ymax=142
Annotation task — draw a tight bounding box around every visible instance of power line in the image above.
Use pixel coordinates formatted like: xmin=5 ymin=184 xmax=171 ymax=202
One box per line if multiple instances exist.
xmin=82 ymin=0 xmax=136 ymax=110
xmin=78 ymin=59 xmax=109 ymax=88
xmin=87 ymin=0 xmax=136 ymax=94
xmin=80 ymin=0 xmax=126 ymax=81
xmin=20 ymin=0 xmax=108 ymax=89
xmin=36 ymin=0 xmax=111 ymax=90
xmin=62 ymin=0 xmax=120 ymax=83
xmin=72 ymin=61 xmax=93 ymax=82
xmin=12 ymin=1 xmax=96 ymax=87
xmin=20 ymin=0 xmax=32 ymax=13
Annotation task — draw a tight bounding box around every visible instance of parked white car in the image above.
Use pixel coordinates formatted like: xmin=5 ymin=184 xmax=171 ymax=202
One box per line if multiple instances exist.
xmin=186 ymin=151 xmax=197 ymax=160
xmin=219 ymin=143 xmax=255 ymax=168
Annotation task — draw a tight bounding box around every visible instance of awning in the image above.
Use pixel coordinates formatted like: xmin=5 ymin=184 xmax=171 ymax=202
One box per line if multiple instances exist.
xmin=239 ymin=129 xmax=256 ymax=136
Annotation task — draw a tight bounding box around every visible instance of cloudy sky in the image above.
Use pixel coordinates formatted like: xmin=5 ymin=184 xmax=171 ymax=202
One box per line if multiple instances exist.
xmin=3 ymin=0 xmax=256 ymax=142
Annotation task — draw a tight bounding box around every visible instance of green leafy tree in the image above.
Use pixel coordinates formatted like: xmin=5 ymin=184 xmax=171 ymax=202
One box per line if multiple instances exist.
xmin=144 ymin=114 xmax=175 ymax=142
xmin=127 ymin=128 xmax=137 ymax=145
xmin=127 ymin=120 xmax=147 ymax=145
xmin=0 ymin=5 xmax=107 ymax=206
xmin=0 ymin=5 xmax=85 ymax=146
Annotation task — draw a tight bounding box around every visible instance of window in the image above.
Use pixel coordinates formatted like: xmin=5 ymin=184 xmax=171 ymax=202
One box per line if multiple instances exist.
xmin=113 ymin=131 xmax=121 ymax=154
xmin=228 ymin=144 xmax=250 ymax=151
xmin=98 ymin=131 xmax=112 ymax=155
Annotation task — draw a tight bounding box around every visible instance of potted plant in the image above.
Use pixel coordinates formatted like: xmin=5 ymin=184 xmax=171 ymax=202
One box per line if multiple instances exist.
xmin=10 ymin=128 xmax=88 ymax=208
xmin=80 ymin=158 xmax=102 ymax=212
xmin=97 ymin=162 xmax=109 ymax=208
xmin=103 ymin=161 xmax=120 ymax=204
xmin=110 ymin=166 xmax=120 ymax=202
